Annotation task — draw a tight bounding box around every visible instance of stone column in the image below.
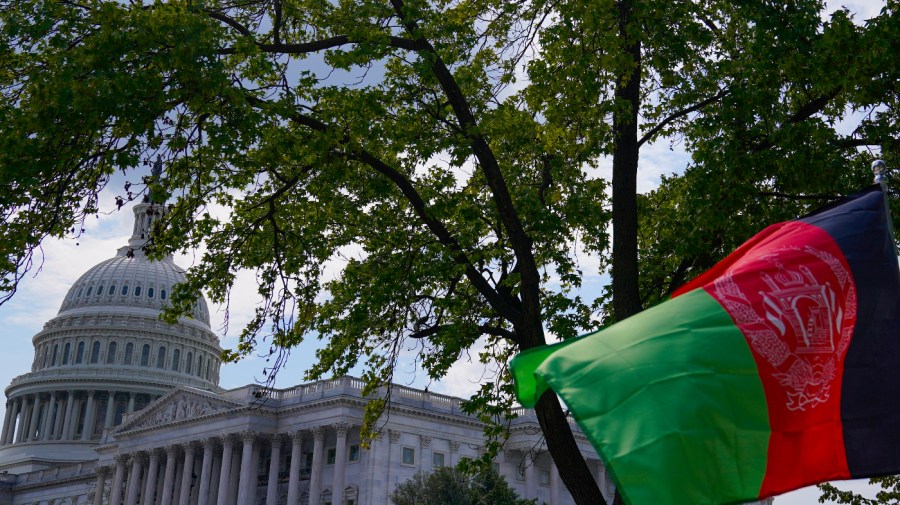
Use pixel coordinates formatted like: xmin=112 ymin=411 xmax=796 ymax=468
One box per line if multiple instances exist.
xmin=28 ymin=394 xmax=42 ymax=441
xmin=94 ymin=466 xmax=110 ymax=505
xmin=307 ymin=427 xmax=325 ymax=505
xmin=126 ymin=453 xmax=146 ymax=505
xmin=82 ymin=390 xmax=97 ymax=440
xmin=549 ymin=463 xmax=560 ymax=505
xmin=197 ymin=439 xmax=216 ymax=505
xmin=52 ymin=394 xmax=65 ymax=439
xmin=523 ymin=452 xmax=536 ymax=501
xmin=160 ymin=446 xmax=179 ymax=505
xmin=449 ymin=441 xmax=460 ymax=467
xmin=286 ymin=432 xmax=302 ymax=505
xmin=332 ymin=423 xmax=349 ymax=502
xmin=128 ymin=393 xmax=136 ymax=414
xmin=595 ymin=460 xmax=607 ymax=499
xmin=2 ymin=399 xmax=18 ymax=444
xmin=105 ymin=391 xmax=117 ymax=429
xmin=236 ymin=432 xmax=256 ymax=505
xmin=178 ymin=443 xmax=197 ymax=505
xmin=41 ymin=392 xmax=57 ymax=441
xmin=172 ymin=459 xmax=184 ymax=505
xmin=207 ymin=449 xmax=222 ymax=505
xmin=0 ymin=401 xmax=10 ymax=445
xmin=265 ymin=436 xmax=282 ymax=505
xmin=15 ymin=396 xmax=31 ymax=443
xmin=215 ymin=436 xmax=235 ymax=505
xmin=419 ymin=435 xmax=432 ymax=471
xmin=143 ymin=449 xmax=163 ymax=505
xmin=227 ymin=445 xmax=241 ymax=505
xmin=62 ymin=390 xmax=76 ymax=440
xmin=110 ymin=454 xmax=130 ymax=505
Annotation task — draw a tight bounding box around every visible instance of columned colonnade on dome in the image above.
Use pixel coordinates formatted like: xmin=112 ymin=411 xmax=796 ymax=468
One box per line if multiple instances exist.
xmin=1 ymin=391 xmax=157 ymax=445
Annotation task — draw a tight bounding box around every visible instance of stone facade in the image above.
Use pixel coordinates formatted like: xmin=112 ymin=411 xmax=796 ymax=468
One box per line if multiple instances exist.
xmin=2 ymin=376 xmax=611 ymax=505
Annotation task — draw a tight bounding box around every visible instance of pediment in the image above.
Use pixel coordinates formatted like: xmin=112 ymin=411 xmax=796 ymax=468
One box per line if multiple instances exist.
xmin=118 ymin=387 xmax=244 ymax=433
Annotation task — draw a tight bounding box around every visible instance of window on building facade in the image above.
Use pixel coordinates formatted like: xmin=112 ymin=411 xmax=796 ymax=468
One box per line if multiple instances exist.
xmin=121 ymin=285 xmax=129 ymax=296
xmin=326 ymin=448 xmax=336 ymax=465
xmin=343 ymin=486 xmax=359 ymax=505
xmin=161 ymin=289 xmax=167 ymax=300
xmin=156 ymin=346 xmax=166 ymax=369
xmin=401 ymin=447 xmax=415 ymax=466
xmin=62 ymin=342 xmax=70 ymax=365
xmin=432 ymin=452 xmax=445 ymax=468
xmin=172 ymin=349 xmax=180 ymax=372
xmin=140 ymin=344 xmax=150 ymax=366
xmin=108 ymin=284 xmax=116 ymax=295
xmin=52 ymin=344 xmax=58 ymax=365
xmin=348 ymin=445 xmax=360 ymax=462
xmin=90 ymin=341 xmax=101 ymax=363
xmin=185 ymin=352 xmax=192 ymax=374
xmin=540 ymin=470 xmax=550 ymax=486
xmin=106 ymin=341 xmax=117 ymax=364
xmin=124 ymin=343 xmax=133 ymax=365
xmin=134 ymin=286 xmax=142 ymax=297
xmin=75 ymin=341 xmax=85 ymax=364
xmin=148 ymin=287 xmax=155 ymax=298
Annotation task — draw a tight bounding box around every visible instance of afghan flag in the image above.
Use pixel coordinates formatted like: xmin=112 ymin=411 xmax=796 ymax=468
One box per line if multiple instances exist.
xmin=511 ymin=185 xmax=900 ymax=505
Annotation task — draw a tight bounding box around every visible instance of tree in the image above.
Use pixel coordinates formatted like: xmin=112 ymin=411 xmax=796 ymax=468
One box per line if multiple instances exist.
xmin=390 ymin=466 xmax=534 ymax=505
xmin=1 ymin=1 xmax=898 ymax=504
xmin=819 ymin=477 xmax=900 ymax=505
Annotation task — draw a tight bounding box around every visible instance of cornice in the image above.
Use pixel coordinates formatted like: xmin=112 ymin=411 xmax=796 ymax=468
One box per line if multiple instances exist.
xmin=6 ymin=369 xmax=221 ymax=398
xmin=4 ymin=462 xmax=98 ymax=491
xmin=32 ymin=318 xmax=220 ymax=350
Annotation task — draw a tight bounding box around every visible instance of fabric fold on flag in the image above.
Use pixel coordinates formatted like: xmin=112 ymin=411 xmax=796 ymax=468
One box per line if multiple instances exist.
xmin=511 ymin=185 xmax=899 ymax=505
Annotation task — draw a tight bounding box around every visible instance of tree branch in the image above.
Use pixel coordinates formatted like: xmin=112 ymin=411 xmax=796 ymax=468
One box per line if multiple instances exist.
xmin=409 ymin=324 xmax=518 ymax=343
xmin=241 ymin=95 xmax=525 ymax=328
xmin=758 ymin=191 xmax=840 ymax=201
xmin=750 ymin=87 xmax=843 ymax=152
xmin=388 ymin=0 xmax=544 ymax=348
xmin=638 ymin=88 xmax=729 ymax=148
xmin=206 ymin=9 xmax=425 ymax=55
xmin=833 ymin=136 xmax=897 ymax=149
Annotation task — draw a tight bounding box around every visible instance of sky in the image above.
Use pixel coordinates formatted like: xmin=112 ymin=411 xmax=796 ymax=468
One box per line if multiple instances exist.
xmin=0 ymin=0 xmax=891 ymax=503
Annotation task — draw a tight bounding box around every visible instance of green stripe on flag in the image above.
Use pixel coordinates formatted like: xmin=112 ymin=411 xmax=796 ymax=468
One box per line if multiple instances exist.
xmin=511 ymin=289 xmax=770 ymax=505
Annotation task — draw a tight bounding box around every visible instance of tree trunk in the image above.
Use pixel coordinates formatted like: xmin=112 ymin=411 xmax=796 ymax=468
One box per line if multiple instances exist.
xmin=534 ymin=391 xmax=608 ymax=505
xmin=610 ymin=2 xmax=642 ymax=502
xmin=611 ymin=0 xmax=643 ymax=322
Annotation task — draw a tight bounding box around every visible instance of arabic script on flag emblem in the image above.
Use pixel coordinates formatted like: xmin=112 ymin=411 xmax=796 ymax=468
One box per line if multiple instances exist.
xmin=713 ymin=245 xmax=857 ymax=411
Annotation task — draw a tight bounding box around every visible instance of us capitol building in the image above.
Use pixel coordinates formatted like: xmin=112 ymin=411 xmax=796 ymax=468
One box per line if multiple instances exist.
xmin=0 ymin=198 xmax=615 ymax=505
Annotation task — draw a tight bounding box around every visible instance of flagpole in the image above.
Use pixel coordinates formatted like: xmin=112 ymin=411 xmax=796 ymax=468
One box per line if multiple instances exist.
xmin=872 ymin=159 xmax=899 ymax=256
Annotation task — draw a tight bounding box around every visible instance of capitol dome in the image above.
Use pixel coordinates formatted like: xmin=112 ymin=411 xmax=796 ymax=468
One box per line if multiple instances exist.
xmin=59 ymin=249 xmax=211 ymax=327
xmin=0 ymin=198 xmax=223 ymax=466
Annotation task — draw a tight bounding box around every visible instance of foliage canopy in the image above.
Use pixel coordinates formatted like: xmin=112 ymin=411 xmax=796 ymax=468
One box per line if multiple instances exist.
xmin=390 ymin=466 xmax=535 ymax=505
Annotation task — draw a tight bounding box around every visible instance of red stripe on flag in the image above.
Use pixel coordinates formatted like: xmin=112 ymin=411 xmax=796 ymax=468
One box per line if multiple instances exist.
xmin=682 ymin=222 xmax=856 ymax=497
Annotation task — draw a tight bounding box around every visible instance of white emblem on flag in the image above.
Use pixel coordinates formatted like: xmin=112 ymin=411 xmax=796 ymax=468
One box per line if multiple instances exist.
xmin=713 ymin=245 xmax=856 ymax=412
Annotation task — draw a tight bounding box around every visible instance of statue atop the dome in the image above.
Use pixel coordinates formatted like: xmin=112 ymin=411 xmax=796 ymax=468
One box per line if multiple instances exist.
xmin=144 ymin=155 xmax=166 ymax=204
